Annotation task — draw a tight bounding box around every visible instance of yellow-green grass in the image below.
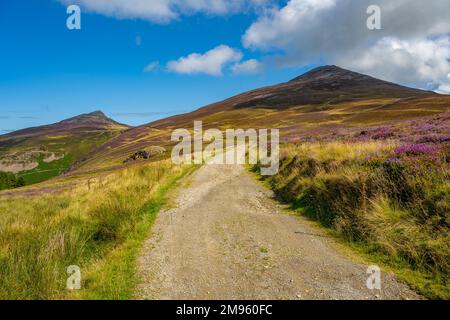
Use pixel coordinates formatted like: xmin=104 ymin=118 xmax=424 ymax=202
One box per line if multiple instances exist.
xmin=255 ymin=141 xmax=449 ymax=299
xmin=0 ymin=159 xmax=194 ymax=299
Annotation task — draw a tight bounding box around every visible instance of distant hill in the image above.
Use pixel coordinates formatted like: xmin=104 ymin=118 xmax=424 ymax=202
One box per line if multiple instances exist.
xmin=151 ymin=65 xmax=435 ymax=127
xmin=0 ymin=111 xmax=130 ymax=186
xmin=1 ymin=111 xmax=127 ymax=139
xmin=77 ymin=65 xmax=449 ymax=171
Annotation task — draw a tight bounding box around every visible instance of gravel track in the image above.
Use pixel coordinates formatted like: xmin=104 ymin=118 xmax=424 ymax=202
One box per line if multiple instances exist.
xmin=136 ymin=164 xmax=420 ymax=300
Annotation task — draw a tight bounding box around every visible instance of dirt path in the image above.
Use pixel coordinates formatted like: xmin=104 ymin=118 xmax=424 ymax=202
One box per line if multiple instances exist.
xmin=136 ymin=164 xmax=420 ymax=300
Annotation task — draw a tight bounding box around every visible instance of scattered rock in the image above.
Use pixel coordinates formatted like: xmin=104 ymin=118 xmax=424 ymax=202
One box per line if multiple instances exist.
xmin=124 ymin=146 xmax=166 ymax=163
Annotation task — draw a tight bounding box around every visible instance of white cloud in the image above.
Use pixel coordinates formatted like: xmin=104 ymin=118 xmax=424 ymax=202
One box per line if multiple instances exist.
xmin=243 ymin=0 xmax=450 ymax=92
xmin=58 ymin=0 xmax=272 ymax=23
xmin=436 ymin=84 xmax=450 ymax=94
xmin=231 ymin=59 xmax=262 ymax=74
xmin=436 ymin=74 xmax=450 ymax=94
xmin=167 ymin=45 xmax=243 ymax=76
xmin=59 ymin=0 xmax=175 ymax=23
xmin=243 ymin=0 xmax=336 ymax=51
xmin=143 ymin=61 xmax=160 ymax=73
xmin=340 ymin=37 xmax=450 ymax=91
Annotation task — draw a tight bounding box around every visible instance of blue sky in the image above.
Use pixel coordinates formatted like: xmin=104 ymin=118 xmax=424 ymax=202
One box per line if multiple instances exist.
xmin=0 ymin=0 xmax=449 ymax=132
xmin=0 ymin=0 xmax=311 ymax=132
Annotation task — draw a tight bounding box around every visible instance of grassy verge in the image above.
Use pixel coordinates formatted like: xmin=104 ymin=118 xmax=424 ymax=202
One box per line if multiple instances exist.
xmin=253 ymin=141 xmax=449 ymax=299
xmin=69 ymin=165 xmax=196 ymax=300
xmin=0 ymin=159 xmax=194 ymax=300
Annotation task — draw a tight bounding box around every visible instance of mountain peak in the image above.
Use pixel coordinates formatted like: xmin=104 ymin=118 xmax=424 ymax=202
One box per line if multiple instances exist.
xmin=1 ymin=110 xmax=129 ymax=140
xmin=60 ymin=110 xmax=118 ymax=125
xmin=289 ymin=65 xmax=371 ymax=83
xmin=188 ymin=65 xmax=433 ymax=114
xmin=89 ymin=110 xmax=107 ymax=117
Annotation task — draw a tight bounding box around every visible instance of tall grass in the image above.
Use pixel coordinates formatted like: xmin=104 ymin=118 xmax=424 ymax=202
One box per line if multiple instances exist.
xmin=255 ymin=141 xmax=449 ymax=299
xmin=0 ymin=160 xmax=190 ymax=299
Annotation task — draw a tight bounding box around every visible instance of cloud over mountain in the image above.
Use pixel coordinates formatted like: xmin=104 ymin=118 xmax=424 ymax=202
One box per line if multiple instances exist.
xmin=243 ymin=0 xmax=450 ymax=92
xmin=60 ymin=0 xmax=450 ymax=91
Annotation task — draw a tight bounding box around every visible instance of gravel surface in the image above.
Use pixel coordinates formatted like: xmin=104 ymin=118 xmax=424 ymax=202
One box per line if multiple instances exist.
xmin=136 ymin=164 xmax=421 ymax=300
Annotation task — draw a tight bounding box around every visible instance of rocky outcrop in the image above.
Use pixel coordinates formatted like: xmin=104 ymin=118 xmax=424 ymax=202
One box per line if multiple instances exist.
xmin=124 ymin=146 xmax=166 ymax=163
xmin=0 ymin=161 xmax=39 ymax=173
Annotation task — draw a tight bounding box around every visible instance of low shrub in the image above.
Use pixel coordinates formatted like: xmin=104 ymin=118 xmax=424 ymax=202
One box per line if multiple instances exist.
xmin=0 ymin=172 xmax=25 ymax=190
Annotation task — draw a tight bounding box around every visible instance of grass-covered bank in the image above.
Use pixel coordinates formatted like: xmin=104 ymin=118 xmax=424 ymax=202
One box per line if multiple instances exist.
xmin=254 ymin=140 xmax=449 ymax=299
xmin=0 ymin=160 xmax=193 ymax=299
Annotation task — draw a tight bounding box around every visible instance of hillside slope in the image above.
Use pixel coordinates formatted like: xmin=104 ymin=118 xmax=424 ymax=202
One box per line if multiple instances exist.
xmin=76 ymin=66 xmax=450 ymax=172
xmin=0 ymin=111 xmax=129 ymax=186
